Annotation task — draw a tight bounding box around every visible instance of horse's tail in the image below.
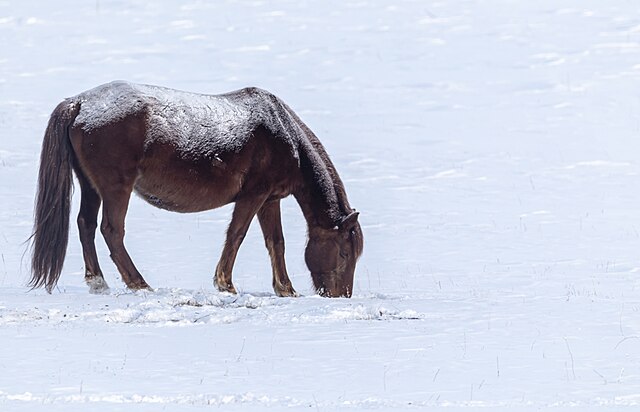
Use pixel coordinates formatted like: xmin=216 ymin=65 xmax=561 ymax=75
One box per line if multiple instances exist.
xmin=29 ymin=99 xmax=80 ymax=293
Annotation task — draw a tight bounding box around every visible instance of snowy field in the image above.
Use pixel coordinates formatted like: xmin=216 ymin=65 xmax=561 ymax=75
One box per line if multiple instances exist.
xmin=1 ymin=0 xmax=640 ymax=410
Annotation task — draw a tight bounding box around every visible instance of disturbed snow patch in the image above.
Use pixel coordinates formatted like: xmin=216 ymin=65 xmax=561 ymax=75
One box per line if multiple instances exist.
xmin=0 ymin=390 xmax=304 ymax=408
xmin=0 ymin=289 xmax=427 ymax=326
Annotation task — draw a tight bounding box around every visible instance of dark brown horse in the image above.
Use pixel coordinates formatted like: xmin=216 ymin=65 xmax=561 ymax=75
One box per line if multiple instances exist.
xmin=30 ymin=81 xmax=363 ymax=297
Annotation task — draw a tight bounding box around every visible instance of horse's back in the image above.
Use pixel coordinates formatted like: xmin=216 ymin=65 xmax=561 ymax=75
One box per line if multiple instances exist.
xmin=68 ymin=82 xmax=301 ymax=213
xmin=72 ymin=81 xmax=274 ymax=154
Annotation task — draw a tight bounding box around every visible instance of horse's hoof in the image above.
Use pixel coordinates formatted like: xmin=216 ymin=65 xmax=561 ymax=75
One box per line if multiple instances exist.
xmin=216 ymin=282 xmax=237 ymax=294
xmin=219 ymin=285 xmax=237 ymax=294
xmin=275 ymin=286 xmax=299 ymax=298
xmin=128 ymin=281 xmax=152 ymax=292
xmin=86 ymin=276 xmax=111 ymax=295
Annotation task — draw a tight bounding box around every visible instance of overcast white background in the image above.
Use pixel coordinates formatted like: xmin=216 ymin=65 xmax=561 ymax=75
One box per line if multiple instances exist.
xmin=1 ymin=1 xmax=640 ymax=410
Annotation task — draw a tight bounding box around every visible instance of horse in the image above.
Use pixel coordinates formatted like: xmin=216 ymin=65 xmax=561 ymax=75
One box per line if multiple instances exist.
xmin=29 ymin=81 xmax=363 ymax=297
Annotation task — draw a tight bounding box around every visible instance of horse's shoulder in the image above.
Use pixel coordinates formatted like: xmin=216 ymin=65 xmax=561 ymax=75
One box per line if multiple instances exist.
xmin=238 ymin=86 xmax=272 ymax=97
xmin=223 ymin=86 xmax=278 ymax=105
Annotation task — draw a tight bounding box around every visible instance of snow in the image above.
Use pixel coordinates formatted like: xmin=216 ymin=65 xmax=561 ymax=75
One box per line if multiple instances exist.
xmin=1 ymin=0 xmax=640 ymax=410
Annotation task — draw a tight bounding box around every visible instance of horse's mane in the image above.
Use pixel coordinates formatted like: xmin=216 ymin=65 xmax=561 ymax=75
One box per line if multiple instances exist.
xmin=273 ymin=98 xmax=353 ymax=227
xmin=287 ymin=105 xmax=352 ymax=212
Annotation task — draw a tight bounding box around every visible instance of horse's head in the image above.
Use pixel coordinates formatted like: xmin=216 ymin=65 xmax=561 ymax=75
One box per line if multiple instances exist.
xmin=305 ymin=211 xmax=363 ymax=297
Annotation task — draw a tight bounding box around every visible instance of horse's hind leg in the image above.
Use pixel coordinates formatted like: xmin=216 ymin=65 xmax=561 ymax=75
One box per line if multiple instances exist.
xmin=100 ymin=186 xmax=151 ymax=291
xmin=215 ymin=194 xmax=269 ymax=294
xmin=76 ymin=173 xmax=110 ymax=294
xmin=257 ymin=200 xmax=298 ymax=297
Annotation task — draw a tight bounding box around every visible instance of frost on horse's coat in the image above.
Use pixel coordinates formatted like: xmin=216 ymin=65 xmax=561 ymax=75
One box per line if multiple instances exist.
xmin=76 ymin=82 xmax=308 ymax=213
xmin=30 ymin=81 xmax=363 ymax=298
xmin=75 ymin=81 xmax=298 ymax=159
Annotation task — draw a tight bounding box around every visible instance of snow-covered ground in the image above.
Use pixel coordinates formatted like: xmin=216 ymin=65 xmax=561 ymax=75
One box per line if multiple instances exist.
xmin=1 ymin=0 xmax=640 ymax=410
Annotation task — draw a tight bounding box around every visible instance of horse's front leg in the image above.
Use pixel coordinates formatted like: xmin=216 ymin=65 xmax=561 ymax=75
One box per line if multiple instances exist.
xmin=257 ymin=199 xmax=298 ymax=297
xmin=214 ymin=194 xmax=268 ymax=294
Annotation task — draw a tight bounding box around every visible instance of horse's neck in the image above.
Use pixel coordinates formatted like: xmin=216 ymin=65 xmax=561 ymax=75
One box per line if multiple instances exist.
xmin=293 ymin=138 xmax=350 ymax=231
xmin=275 ymin=99 xmax=351 ymax=230
xmin=294 ymin=186 xmax=336 ymax=231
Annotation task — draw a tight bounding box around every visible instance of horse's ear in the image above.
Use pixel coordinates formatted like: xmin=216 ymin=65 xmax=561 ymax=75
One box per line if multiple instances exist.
xmin=339 ymin=211 xmax=359 ymax=232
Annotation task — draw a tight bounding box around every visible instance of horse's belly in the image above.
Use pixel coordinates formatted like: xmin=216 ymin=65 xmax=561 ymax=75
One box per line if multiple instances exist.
xmin=133 ymin=185 xmax=217 ymax=213
xmin=133 ymin=166 xmax=241 ymax=213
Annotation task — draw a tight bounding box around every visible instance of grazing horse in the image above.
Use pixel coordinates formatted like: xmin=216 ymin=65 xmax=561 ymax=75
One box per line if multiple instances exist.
xmin=30 ymin=81 xmax=363 ymax=297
